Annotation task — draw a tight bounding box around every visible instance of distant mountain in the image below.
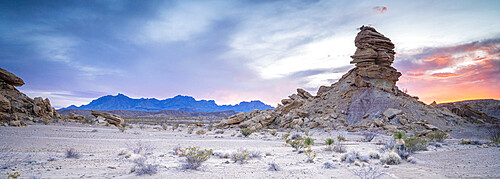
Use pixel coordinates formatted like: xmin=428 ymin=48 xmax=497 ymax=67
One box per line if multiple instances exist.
xmin=57 ymin=109 xmax=236 ymax=118
xmin=62 ymin=93 xmax=274 ymax=113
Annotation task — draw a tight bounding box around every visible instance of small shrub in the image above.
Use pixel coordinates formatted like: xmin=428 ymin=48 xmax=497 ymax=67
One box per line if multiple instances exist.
xmin=404 ymin=135 xmax=427 ymax=153
xmin=487 ymin=126 xmax=500 ymax=144
xmin=407 ymin=156 xmax=418 ymax=164
xmin=215 ymin=130 xmax=225 ymax=134
xmin=66 ymin=148 xmax=80 ymax=159
xmin=362 ymin=132 xmax=377 ymax=142
xmin=130 ymin=157 xmax=158 ymax=176
xmin=323 ymin=161 xmax=336 ymax=169
xmin=172 ymin=123 xmax=179 ymax=131
xmin=187 ymin=127 xmax=195 ymax=134
xmin=341 ymin=152 xmax=358 ymax=163
xmin=358 ymin=155 xmax=370 ymax=163
xmin=426 ymin=130 xmax=448 ymax=142
xmin=268 ymin=162 xmax=281 ymax=171
xmin=460 ymin=138 xmax=471 ymax=145
xmin=351 ymin=165 xmax=385 ymax=179
xmin=281 ymin=133 xmax=290 ymax=140
xmin=290 ymin=137 xmax=305 ymax=152
xmin=393 ymin=131 xmax=405 ymax=140
xmin=7 ymin=171 xmax=20 ymax=179
xmin=269 ymin=130 xmax=277 ymax=136
xmin=196 ymin=130 xmax=206 ymax=135
xmin=119 ymin=126 xmax=126 ymax=132
xmin=173 ymin=146 xmax=182 ymax=156
xmin=304 ymin=137 xmax=314 ymax=147
xmin=304 ymin=148 xmax=316 ymax=163
xmin=291 ymin=134 xmax=302 ymax=140
xmin=337 ymin=135 xmax=346 ymax=141
xmin=325 ymin=138 xmax=334 ymax=146
xmin=379 ymin=140 xmax=396 ymax=153
xmin=181 ymin=146 xmax=213 ymax=170
xmin=231 ymin=151 xmax=250 ymax=164
xmin=380 ymin=151 xmax=401 ymax=165
xmin=241 ymin=128 xmax=254 ymax=137
xmin=162 ymin=125 xmax=168 ymax=131
xmin=333 ymin=142 xmax=347 ymax=153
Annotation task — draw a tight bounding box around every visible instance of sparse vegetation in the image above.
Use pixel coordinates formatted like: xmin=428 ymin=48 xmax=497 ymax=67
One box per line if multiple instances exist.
xmin=130 ymin=157 xmax=158 ymax=176
xmin=1 ymin=147 xmax=27 ymax=169
xmin=304 ymin=148 xmax=316 ymax=163
xmin=196 ymin=130 xmax=206 ymax=135
xmin=341 ymin=151 xmax=359 ymax=163
xmin=231 ymin=151 xmax=250 ymax=164
xmin=323 ymin=161 xmax=336 ymax=169
xmin=487 ymin=127 xmax=500 ymax=145
xmin=281 ymin=133 xmax=290 ymax=140
xmin=7 ymin=171 xmax=21 ymax=179
xmin=65 ymin=148 xmax=80 ymax=159
xmin=380 ymin=151 xmax=401 ymax=165
xmin=289 ymin=136 xmax=305 ymax=152
xmin=426 ymin=130 xmax=448 ymax=142
xmin=393 ymin=131 xmax=405 ymax=140
xmin=241 ymin=128 xmax=254 ymax=137
xmin=303 ymin=137 xmax=314 ymax=147
xmin=351 ymin=165 xmax=385 ymax=179
xmin=404 ymin=135 xmax=427 ymax=153
xmin=180 ymin=146 xmax=213 ymax=170
xmin=369 ymin=152 xmax=380 ymax=159
xmin=325 ymin=138 xmax=334 ymax=146
xmin=269 ymin=129 xmax=277 ymax=136
xmin=337 ymin=134 xmax=346 ymax=141
xmin=333 ymin=141 xmax=347 ymax=153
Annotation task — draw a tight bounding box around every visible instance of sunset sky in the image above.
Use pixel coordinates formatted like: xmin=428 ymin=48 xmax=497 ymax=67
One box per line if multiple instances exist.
xmin=1 ymin=0 xmax=499 ymax=108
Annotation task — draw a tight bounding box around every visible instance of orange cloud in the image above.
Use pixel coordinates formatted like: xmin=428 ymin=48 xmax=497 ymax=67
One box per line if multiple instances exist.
xmin=373 ymin=6 xmax=388 ymax=14
xmin=395 ymin=38 xmax=500 ymax=104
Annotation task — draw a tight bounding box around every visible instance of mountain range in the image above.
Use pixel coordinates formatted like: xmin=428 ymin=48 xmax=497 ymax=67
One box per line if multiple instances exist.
xmin=62 ymin=93 xmax=274 ymax=113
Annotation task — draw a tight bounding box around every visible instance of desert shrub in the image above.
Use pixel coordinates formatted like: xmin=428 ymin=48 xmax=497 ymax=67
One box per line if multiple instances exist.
xmin=460 ymin=139 xmax=471 ymax=145
xmin=130 ymin=142 xmax=154 ymax=156
xmin=337 ymin=134 xmax=346 ymax=141
xmin=290 ymin=137 xmax=305 ymax=152
xmin=231 ymin=151 xmax=250 ymax=164
xmin=487 ymin=127 xmax=500 ymax=144
xmin=130 ymin=157 xmax=158 ymax=176
xmin=380 ymin=151 xmax=401 ymax=165
xmin=304 ymin=148 xmax=316 ymax=163
xmin=66 ymin=148 xmax=80 ymax=159
xmin=393 ymin=131 xmax=405 ymax=140
xmin=341 ymin=151 xmax=359 ymax=163
xmin=187 ymin=127 xmax=195 ymax=134
xmin=181 ymin=146 xmax=213 ymax=170
xmin=333 ymin=141 xmax=347 ymax=153
xmin=404 ymin=135 xmax=427 ymax=153
xmin=243 ymin=149 xmax=262 ymax=159
xmin=172 ymin=123 xmax=179 ymax=131
xmin=119 ymin=126 xmax=127 ymax=132
xmin=269 ymin=129 xmax=277 ymax=136
xmin=325 ymin=138 xmax=334 ymax=146
xmin=7 ymin=171 xmax=20 ymax=178
xmin=351 ymin=165 xmax=385 ymax=179
xmin=196 ymin=130 xmax=206 ymax=135
xmin=281 ymin=133 xmax=290 ymax=140
xmin=379 ymin=140 xmax=396 ymax=153
xmin=369 ymin=152 xmax=380 ymax=159
xmin=291 ymin=134 xmax=302 ymax=140
xmin=172 ymin=146 xmax=182 ymax=156
xmin=407 ymin=156 xmax=418 ymax=164
xmin=241 ymin=128 xmax=254 ymax=137
xmin=426 ymin=130 xmax=448 ymax=142
xmin=323 ymin=161 xmax=336 ymax=169
xmin=162 ymin=125 xmax=168 ymax=131
xmin=268 ymin=162 xmax=281 ymax=171
xmin=362 ymin=132 xmax=377 ymax=142
xmin=213 ymin=151 xmax=231 ymax=159
xmin=358 ymin=155 xmax=370 ymax=163
xmin=304 ymin=137 xmax=314 ymax=147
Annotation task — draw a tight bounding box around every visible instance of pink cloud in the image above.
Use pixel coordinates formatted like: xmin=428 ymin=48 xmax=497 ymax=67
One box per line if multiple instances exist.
xmin=373 ymin=6 xmax=388 ymax=14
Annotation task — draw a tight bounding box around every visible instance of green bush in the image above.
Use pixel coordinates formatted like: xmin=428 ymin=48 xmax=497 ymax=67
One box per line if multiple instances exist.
xmin=304 ymin=148 xmax=316 ymax=163
xmin=427 ymin=130 xmax=448 ymax=142
xmin=290 ymin=137 xmax=305 ymax=152
xmin=491 ymin=136 xmax=500 ymax=144
xmin=269 ymin=130 xmax=277 ymax=136
xmin=404 ymin=135 xmax=427 ymax=153
xmin=393 ymin=131 xmax=405 ymax=140
xmin=282 ymin=133 xmax=290 ymax=140
xmin=337 ymin=135 xmax=346 ymax=142
xmin=231 ymin=151 xmax=250 ymax=164
xmin=325 ymin=138 xmax=334 ymax=146
xmin=241 ymin=128 xmax=254 ymax=137
xmin=181 ymin=147 xmax=213 ymax=170
xmin=304 ymin=137 xmax=314 ymax=147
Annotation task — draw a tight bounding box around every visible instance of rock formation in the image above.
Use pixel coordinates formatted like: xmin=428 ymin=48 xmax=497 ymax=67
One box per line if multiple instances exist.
xmin=91 ymin=110 xmax=124 ymax=127
xmin=0 ymin=67 xmax=59 ymax=126
xmin=438 ymin=99 xmax=499 ymax=124
xmin=218 ymin=26 xmax=467 ymax=135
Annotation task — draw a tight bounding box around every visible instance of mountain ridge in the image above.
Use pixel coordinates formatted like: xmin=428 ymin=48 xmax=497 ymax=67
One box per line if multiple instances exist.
xmin=62 ymin=93 xmax=274 ymax=113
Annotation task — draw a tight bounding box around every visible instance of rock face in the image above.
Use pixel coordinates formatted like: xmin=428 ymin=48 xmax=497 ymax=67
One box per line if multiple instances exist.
xmin=218 ymin=26 xmax=468 ymax=134
xmin=438 ymin=99 xmax=499 ymax=124
xmin=91 ymin=110 xmax=124 ymax=127
xmin=0 ymin=67 xmax=59 ymax=126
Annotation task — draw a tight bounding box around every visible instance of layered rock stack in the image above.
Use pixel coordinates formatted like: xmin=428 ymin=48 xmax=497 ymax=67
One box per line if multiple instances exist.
xmin=218 ymin=26 xmax=467 ymax=135
xmin=91 ymin=110 xmax=124 ymax=127
xmin=0 ymin=67 xmax=59 ymax=126
xmin=349 ymin=26 xmax=401 ymax=90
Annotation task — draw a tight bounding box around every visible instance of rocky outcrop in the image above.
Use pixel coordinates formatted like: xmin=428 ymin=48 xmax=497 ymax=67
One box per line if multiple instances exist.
xmin=438 ymin=99 xmax=499 ymax=124
xmin=218 ymin=26 xmax=466 ymax=134
xmin=91 ymin=110 xmax=124 ymax=127
xmin=0 ymin=67 xmax=59 ymax=126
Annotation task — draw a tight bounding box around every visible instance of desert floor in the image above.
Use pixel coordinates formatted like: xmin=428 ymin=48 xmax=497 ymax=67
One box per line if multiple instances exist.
xmin=0 ymin=123 xmax=499 ymax=178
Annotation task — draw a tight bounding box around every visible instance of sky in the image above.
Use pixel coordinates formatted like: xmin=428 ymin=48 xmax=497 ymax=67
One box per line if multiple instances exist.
xmin=1 ymin=0 xmax=499 ymax=108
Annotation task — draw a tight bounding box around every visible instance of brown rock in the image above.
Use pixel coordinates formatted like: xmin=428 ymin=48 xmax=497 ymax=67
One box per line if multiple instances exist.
xmin=281 ymin=99 xmax=293 ymax=105
xmin=297 ymin=88 xmax=313 ymax=99
xmin=0 ymin=67 xmax=25 ymax=86
xmin=91 ymin=110 xmax=124 ymax=127
xmin=0 ymin=94 xmax=11 ymax=112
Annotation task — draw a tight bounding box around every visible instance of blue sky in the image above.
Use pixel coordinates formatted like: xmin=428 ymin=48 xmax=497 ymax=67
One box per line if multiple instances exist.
xmin=1 ymin=0 xmax=499 ymax=108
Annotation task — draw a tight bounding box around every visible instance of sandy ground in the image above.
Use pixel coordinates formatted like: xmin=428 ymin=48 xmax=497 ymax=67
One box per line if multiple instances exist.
xmin=0 ymin=123 xmax=499 ymax=178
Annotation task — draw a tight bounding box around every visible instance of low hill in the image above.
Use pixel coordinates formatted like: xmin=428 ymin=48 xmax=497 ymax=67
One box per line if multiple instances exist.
xmin=57 ymin=109 xmax=236 ymax=118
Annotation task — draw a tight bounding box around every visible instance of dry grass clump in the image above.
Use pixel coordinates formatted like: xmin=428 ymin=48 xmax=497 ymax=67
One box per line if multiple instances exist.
xmin=241 ymin=128 xmax=254 ymax=137
xmin=130 ymin=157 xmax=158 ymax=176
xmin=426 ymin=130 xmax=449 ymax=142
xmin=179 ymin=146 xmax=213 ymax=170
xmin=268 ymin=162 xmax=281 ymax=171
xmin=65 ymin=148 xmax=81 ymax=159
xmin=380 ymin=151 xmax=401 ymax=165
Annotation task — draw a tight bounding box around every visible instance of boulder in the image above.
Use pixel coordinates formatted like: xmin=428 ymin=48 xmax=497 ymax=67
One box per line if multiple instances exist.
xmin=297 ymin=88 xmax=314 ymax=100
xmin=383 ymin=108 xmax=402 ymax=119
xmin=91 ymin=110 xmax=124 ymax=127
xmin=0 ymin=67 xmax=25 ymax=86
xmin=0 ymin=94 xmax=10 ymax=112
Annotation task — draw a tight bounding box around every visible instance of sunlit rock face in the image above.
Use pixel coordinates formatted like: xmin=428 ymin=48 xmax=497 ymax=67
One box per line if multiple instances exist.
xmin=219 ymin=26 xmax=470 ymax=135
xmin=0 ymin=67 xmax=59 ymax=126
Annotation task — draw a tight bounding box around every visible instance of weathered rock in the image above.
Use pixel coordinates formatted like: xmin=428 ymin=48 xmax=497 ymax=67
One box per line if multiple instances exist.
xmin=383 ymin=108 xmax=402 ymax=119
xmin=217 ymin=26 xmax=466 ymax=132
xmin=91 ymin=110 xmax=124 ymax=127
xmin=0 ymin=94 xmax=10 ymax=112
xmin=0 ymin=67 xmax=25 ymax=86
